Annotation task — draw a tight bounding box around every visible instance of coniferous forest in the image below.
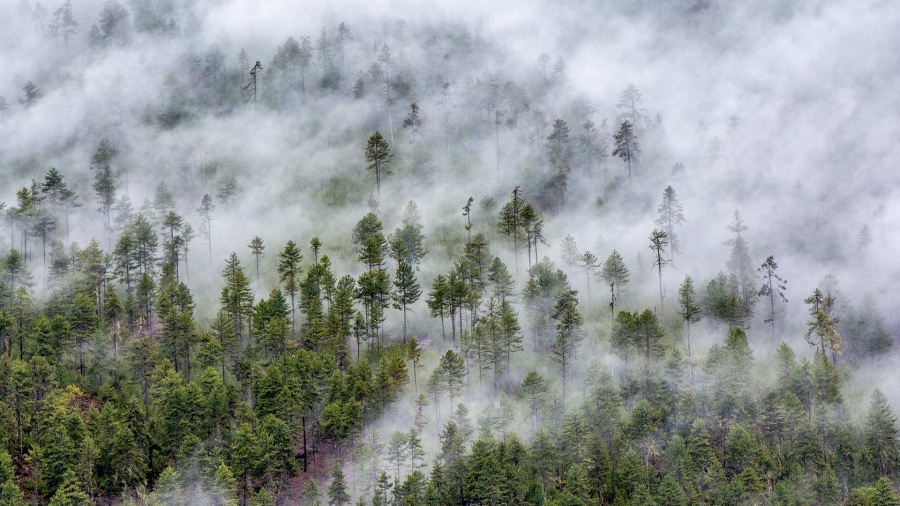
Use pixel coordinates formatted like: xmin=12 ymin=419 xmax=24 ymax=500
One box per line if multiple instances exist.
xmin=0 ymin=0 xmax=899 ymax=504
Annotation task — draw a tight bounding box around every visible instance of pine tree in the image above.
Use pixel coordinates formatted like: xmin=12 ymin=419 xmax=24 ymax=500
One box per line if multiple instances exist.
xmin=519 ymin=371 xmax=548 ymax=432
xmin=365 ymin=131 xmax=393 ymax=201
xmin=551 ymin=289 xmax=584 ymax=401
xmin=328 ymin=463 xmax=350 ymax=506
xmin=389 ymin=201 xmax=428 ymax=267
xmin=548 ymin=119 xmax=572 ymax=207
xmin=220 ymin=253 xmax=254 ymax=341
xmin=725 ymin=210 xmax=755 ymax=317
xmin=858 ymin=224 xmax=874 ymax=258
xmin=866 ymin=389 xmax=899 ymax=478
xmin=0 ymin=449 xmax=24 ymax=506
xmin=392 ymin=260 xmax=421 ymax=343
xmin=427 ymin=275 xmax=449 ymax=341
xmin=677 ymin=275 xmax=701 ymax=385
xmin=655 ymin=186 xmax=686 ymax=261
xmin=600 ymin=250 xmax=629 ymax=299
xmin=579 ymin=250 xmax=599 ymax=308
xmin=804 ymin=288 xmax=842 ymax=361
xmin=403 ymin=102 xmax=423 ymax=148
xmin=18 ymin=81 xmax=43 ymax=109
xmin=439 ymin=350 xmax=466 ymax=418
xmin=197 ymin=194 xmax=215 ymax=261
xmin=758 ymin=255 xmax=787 ymax=346
xmin=413 ymin=392 xmax=429 ymax=431
xmin=616 ymin=84 xmax=648 ymax=128
xmin=649 ymin=228 xmax=670 ymax=314
xmin=278 ymin=241 xmax=303 ymax=336
xmin=248 ymin=236 xmax=265 ymax=290
xmin=91 ymin=138 xmax=118 ymax=244
xmin=612 ymin=121 xmax=640 ymax=177
xmin=559 ymin=235 xmax=579 ymax=274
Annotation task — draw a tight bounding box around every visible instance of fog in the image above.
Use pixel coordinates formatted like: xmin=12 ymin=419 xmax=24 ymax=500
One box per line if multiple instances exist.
xmin=1 ymin=0 xmax=899 ymax=500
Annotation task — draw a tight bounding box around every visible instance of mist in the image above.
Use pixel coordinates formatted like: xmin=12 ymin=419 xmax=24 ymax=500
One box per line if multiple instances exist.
xmin=1 ymin=0 xmax=899 ymax=503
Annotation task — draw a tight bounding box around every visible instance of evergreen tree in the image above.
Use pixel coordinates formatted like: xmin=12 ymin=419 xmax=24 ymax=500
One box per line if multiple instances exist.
xmin=612 ymin=121 xmax=640 ymax=177
xmin=439 ymin=350 xmax=466 ymax=418
xmin=90 ymin=138 xmax=118 ymax=242
xmin=328 ymin=463 xmax=350 ymax=506
xmin=248 ymin=236 xmax=265 ymax=290
xmin=278 ymin=241 xmax=303 ymax=336
xmin=804 ymin=288 xmax=842 ymax=361
xmin=758 ymin=255 xmax=787 ymax=346
xmin=18 ymin=81 xmax=43 ymax=109
xmin=866 ymin=389 xmax=899 ymax=478
xmin=389 ymin=201 xmax=428 ymax=268
xmin=197 ymin=194 xmax=215 ymax=261
xmin=519 ymin=371 xmax=548 ymax=432
xmin=677 ymin=275 xmax=701 ymax=385
xmin=427 ymin=275 xmax=449 ymax=341
xmin=547 ymin=119 xmax=573 ymax=206
xmin=649 ymin=228 xmax=670 ymax=313
xmin=365 ymin=131 xmax=393 ymax=201
xmin=551 ymin=289 xmax=584 ymax=400
xmin=600 ymin=250 xmax=629 ymax=299
xmin=616 ymin=84 xmax=648 ymax=127
xmin=725 ymin=210 xmax=755 ymax=317
xmin=579 ymin=250 xmax=600 ymax=308
xmin=559 ymin=235 xmax=579 ymax=274
xmin=220 ymin=253 xmax=254 ymax=340
xmin=655 ymin=186 xmax=686 ymax=261
xmin=392 ymin=260 xmax=421 ymax=343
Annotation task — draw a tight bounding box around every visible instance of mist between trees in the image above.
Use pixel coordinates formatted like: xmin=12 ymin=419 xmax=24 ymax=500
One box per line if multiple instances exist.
xmin=0 ymin=0 xmax=899 ymax=504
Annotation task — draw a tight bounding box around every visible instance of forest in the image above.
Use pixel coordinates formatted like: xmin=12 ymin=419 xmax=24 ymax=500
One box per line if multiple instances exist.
xmin=0 ymin=0 xmax=899 ymax=504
